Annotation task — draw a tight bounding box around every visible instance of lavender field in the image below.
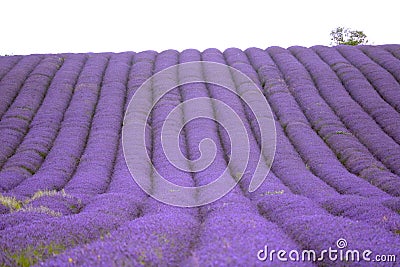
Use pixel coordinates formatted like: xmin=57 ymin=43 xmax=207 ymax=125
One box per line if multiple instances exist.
xmin=1 ymin=45 xmax=400 ymax=266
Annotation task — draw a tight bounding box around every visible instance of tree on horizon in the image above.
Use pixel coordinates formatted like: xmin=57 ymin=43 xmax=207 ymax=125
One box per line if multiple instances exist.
xmin=330 ymin=27 xmax=369 ymax=46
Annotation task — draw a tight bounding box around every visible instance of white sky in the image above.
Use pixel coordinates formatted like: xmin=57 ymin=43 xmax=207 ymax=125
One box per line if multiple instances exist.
xmin=1 ymin=0 xmax=399 ymax=55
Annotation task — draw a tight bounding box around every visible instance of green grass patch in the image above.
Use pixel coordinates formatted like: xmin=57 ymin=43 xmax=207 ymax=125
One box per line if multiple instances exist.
xmin=0 ymin=195 xmax=23 ymax=211
xmin=335 ymin=130 xmax=352 ymax=135
xmin=261 ymin=189 xmax=285 ymax=196
xmin=18 ymin=205 xmax=62 ymax=217
xmin=27 ymin=189 xmax=70 ymax=203
xmin=8 ymin=242 xmax=66 ymax=267
xmin=0 ymin=189 xmax=76 ymax=216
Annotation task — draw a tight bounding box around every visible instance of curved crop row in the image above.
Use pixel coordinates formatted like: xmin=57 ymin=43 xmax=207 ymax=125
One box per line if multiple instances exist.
xmin=0 ymin=56 xmax=62 ymax=172
xmin=336 ymin=46 xmax=400 ymax=135
xmin=0 ymin=54 xmax=87 ymax=192
xmin=360 ymin=45 xmax=400 ymax=83
xmin=0 ymin=55 xmax=22 ymax=82
xmin=0 ymin=55 xmax=43 ymax=120
xmin=64 ymin=53 xmax=133 ymax=196
xmin=10 ymin=55 xmax=109 ymax=196
xmin=286 ymin=46 xmax=400 ymax=196
xmin=250 ymin=46 xmax=389 ymax=198
xmin=201 ymin=49 xmax=320 ymax=266
xmin=233 ymin=47 xmax=341 ymax=201
xmin=313 ymin=45 xmax=400 ymax=176
xmin=239 ymin=47 xmax=400 ymax=232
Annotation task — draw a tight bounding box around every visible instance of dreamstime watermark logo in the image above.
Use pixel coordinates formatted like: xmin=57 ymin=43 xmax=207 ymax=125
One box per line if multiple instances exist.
xmin=122 ymin=61 xmax=276 ymax=207
xmin=257 ymin=238 xmax=397 ymax=264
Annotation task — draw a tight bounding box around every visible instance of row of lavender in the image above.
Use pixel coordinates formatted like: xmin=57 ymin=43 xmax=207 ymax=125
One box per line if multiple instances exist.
xmin=0 ymin=45 xmax=399 ymax=266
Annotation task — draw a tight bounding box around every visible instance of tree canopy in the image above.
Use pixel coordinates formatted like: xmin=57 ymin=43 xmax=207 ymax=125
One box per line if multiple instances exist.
xmin=330 ymin=27 xmax=369 ymax=46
